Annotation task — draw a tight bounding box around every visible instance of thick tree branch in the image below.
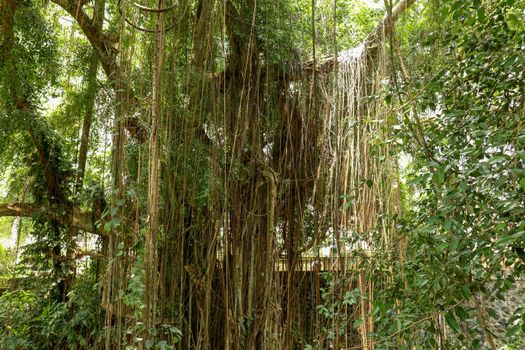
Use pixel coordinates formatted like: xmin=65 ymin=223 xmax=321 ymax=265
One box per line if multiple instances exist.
xmin=297 ymin=0 xmax=416 ymax=78
xmin=51 ymin=0 xmax=148 ymax=143
xmin=207 ymin=0 xmax=416 ymax=83
xmin=364 ymin=0 xmax=416 ymax=50
xmin=52 ymin=0 xmax=117 ymax=77
xmin=0 ymin=203 xmax=103 ymax=236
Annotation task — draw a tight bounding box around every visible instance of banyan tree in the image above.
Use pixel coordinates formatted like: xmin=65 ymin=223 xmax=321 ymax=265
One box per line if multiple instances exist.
xmin=3 ymin=0 xmax=409 ymax=348
xmin=3 ymin=0 xmax=524 ymax=349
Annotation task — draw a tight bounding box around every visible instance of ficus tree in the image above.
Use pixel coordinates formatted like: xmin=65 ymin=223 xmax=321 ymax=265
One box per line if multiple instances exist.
xmin=0 ymin=0 xmax=524 ymax=349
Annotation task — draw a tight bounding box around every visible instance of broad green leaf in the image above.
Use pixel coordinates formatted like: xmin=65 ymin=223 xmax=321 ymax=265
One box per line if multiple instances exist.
xmin=352 ymin=319 xmax=364 ymax=329
xmin=434 ymin=166 xmax=446 ymax=185
xmin=519 ymin=177 xmax=525 ymax=191
xmin=449 ymin=236 xmax=460 ymax=252
xmin=445 ymin=312 xmax=459 ymax=332
xmin=496 ymin=231 xmax=525 ymax=247
xmin=111 ymin=217 xmax=122 ymax=228
xmin=488 ymin=154 xmax=506 ymax=164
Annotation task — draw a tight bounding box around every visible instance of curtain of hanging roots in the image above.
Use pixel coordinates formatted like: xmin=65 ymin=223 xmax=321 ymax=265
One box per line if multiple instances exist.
xmin=102 ymin=1 xmax=401 ymax=349
xmin=103 ymin=0 xmax=133 ymax=348
xmin=283 ymin=38 xmax=401 ymax=349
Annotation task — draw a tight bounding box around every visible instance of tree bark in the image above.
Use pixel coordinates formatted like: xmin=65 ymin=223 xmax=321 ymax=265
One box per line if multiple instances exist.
xmin=144 ymin=0 xmax=165 ymax=339
xmin=51 ymin=0 xmax=116 ymax=77
xmin=294 ymin=0 xmax=416 ymax=79
xmin=0 ymin=203 xmax=101 ymax=235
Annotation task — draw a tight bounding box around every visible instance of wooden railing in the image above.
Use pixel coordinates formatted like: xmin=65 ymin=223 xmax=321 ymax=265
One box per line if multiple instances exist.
xmin=216 ymin=252 xmax=358 ymax=272
xmin=274 ymin=256 xmax=355 ymax=272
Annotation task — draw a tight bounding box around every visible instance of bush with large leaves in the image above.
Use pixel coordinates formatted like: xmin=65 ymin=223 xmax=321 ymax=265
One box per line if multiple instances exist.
xmin=373 ymin=0 xmax=525 ymax=348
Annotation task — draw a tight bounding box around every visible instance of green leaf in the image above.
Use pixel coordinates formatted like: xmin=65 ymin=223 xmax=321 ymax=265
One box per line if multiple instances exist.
xmin=341 ymin=194 xmax=355 ymax=210
xmin=488 ymin=154 xmax=506 ymax=164
xmin=471 ymin=339 xmax=482 ymax=350
xmin=519 ymin=177 xmax=525 ymax=191
xmin=506 ymin=5 xmax=525 ymax=29
xmin=506 ymin=323 xmax=521 ymax=337
xmin=407 ymin=174 xmax=429 ymax=186
xmin=449 ymin=236 xmax=460 ymax=252
xmin=445 ymin=312 xmax=459 ymax=332
xmin=496 ymin=231 xmax=525 ymax=247
xmin=459 ymin=285 xmax=471 ymax=299
xmin=111 ymin=217 xmax=122 ymax=228
xmin=434 ymin=166 xmax=446 ymax=185
xmin=352 ymin=319 xmax=364 ymax=329
xmin=436 ymin=242 xmax=449 ymax=252
xmin=145 ymin=339 xmax=154 ymax=349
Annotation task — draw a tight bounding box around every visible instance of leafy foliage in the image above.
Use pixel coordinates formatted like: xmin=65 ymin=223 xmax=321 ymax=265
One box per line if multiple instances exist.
xmin=0 ymin=269 xmax=103 ymax=350
xmin=366 ymin=0 xmax=525 ymax=347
